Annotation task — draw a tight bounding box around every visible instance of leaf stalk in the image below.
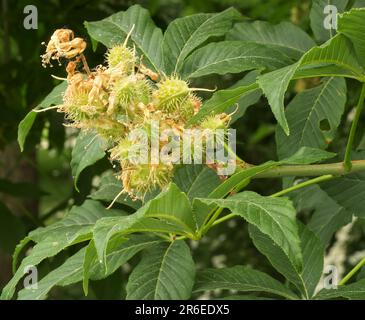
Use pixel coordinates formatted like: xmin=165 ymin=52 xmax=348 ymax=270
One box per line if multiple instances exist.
xmin=344 ymin=83 xmax=365 ymax=171
xmin=340 ymin=257 xmax=365 ymax=286
xmin=254 ymin=160 xmax=365 ymax=178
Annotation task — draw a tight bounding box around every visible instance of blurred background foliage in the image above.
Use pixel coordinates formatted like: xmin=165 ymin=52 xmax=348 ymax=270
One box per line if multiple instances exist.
xmin=1 ymin=0 xmax=364 ymax=299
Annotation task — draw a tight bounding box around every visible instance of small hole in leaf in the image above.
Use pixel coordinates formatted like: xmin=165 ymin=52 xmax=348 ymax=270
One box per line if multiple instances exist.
xmin=319 ymin=119 xmax=331 ymax=131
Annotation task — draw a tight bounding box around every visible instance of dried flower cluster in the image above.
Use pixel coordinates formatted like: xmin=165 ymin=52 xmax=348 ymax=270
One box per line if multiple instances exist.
xmin=41 ymin=28 xmax=231 ymax=200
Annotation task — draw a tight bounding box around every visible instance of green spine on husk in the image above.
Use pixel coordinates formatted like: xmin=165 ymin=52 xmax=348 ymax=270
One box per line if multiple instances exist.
xmin=106 ymin=45 xmax=136 ymax=75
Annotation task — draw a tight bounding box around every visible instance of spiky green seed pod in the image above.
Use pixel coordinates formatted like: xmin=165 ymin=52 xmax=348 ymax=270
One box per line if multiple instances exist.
xmin=110 ymin=137 xmax=133 ymax=162
xmin=109 ymin=76 xmax=151 ymax=116
xmin=122 ymin=163 xmax=173 ymax=199
xmin=200 ymin=114 xmax=230 ymax=130
xmin=153 ymin=78 xmax=191 ymax=114
xmin=179 ymin=99 xmax=195 ymax=121
xmin=64 ymin=88 xmax=89 ymax=106
xmin=92 ymin=118 xmax=125 ymax=141
xmin=61 ymin=74 xmax=109 ymax=123
xmin=106 ymin=45 xmax=136 ymax=75
xmin=62 ymin=86 xmax=95 ymax=123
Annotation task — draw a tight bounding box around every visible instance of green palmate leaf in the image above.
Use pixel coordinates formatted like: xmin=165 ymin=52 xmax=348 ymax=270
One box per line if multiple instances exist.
xmin=90 ymin=171 xmax=142 ymax=210
xmin=258 ymin=63 xmax=298 ymax=135
xmin=276 ymin=77 xmax=347 ymax=159
xmin=258 ymin=34 xmax=364 ymax=134
xmin=293 ymin=185 xmax=352 ymax=245
xmin=181 ymin=41 xmax=292 ymax=79
xmin=17 ymin=235 xmax=161 ymax=300
xmin=18 ymin=82 xmax=66 ymax=152
xmin=194 ymin=266 xmax=298 ymax=300
xmin=198 ymin=191 xmax=302 ymax=271
xmin=227 ymin=20 xmax=315 ymax=61
xmin=297 ymin=34 xmax=364 ymax=80
xmin=162 ymin=8 xmax=241 ymax=74
xmin=126 ymin=240 xmax=195 ymax=300
xmin=0 ymin=202 xmax=25 ymax=254
xmin=249 ymin=223 xmax=324 ymax=299
xmin=188 ymin=83 xmax=259 ymax=125
xmin=1 ymin=200 xmax=122 ymax=300
xmin=85 ymin=5 xmax=163 ymax=71
xmin=289 ymin=34 xmax=365 ymax=85
xmin=315 ymin=279 xmax=365 ymax=300
xmin=71 ymin=130 xmax=107 ymax=191
xmin=93 ymin=183 xmax=195 ymax=264
xmin=173 ymin=164 xmax=221 ymax=201
xmin=338 ymin=8 xmax=365 ymax=67
xmin=310 ymin=0 xmax=349 ymax=43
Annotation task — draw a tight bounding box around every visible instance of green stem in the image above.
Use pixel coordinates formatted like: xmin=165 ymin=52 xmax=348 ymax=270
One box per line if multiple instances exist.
xmin=201 ymin=207 xmax=224 ymax=235
xmin=224 ymin=142 xmax=244 ymax=164
xmin=254 ymin=160 xmax=365 ymax=178
xmin=344 ymin=83 xmax=365 ymax=171
xmin=155 ymin=233 xmax=171 ymax=241
xmin=269 ymin=175 xmax=334 ymax=198
xmin=212 ymin=213 xmax=236 ymax=227
xmin=340 ymin=257 xmax=365 ymax=286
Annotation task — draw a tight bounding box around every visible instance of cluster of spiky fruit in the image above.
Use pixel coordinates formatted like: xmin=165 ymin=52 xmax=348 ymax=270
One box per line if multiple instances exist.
xmin=41 ymin=29 xmax=231 ymax=200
